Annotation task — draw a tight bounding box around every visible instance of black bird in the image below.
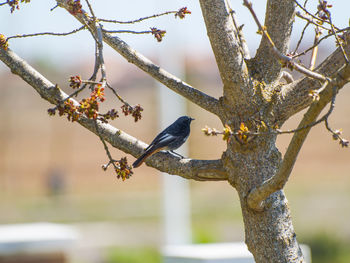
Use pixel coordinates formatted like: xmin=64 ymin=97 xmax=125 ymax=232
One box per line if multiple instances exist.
xmin=133 ymin=116 xmax=194 ymax=168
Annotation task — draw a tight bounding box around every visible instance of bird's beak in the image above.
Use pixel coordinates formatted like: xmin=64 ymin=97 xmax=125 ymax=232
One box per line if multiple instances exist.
xmin=190 ymin=117 xmax=195 ymax=121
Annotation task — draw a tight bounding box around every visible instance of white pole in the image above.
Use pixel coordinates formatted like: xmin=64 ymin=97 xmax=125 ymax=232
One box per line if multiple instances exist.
xmin=156 ymin=1 xmax=191 ymax=245
xmin=158 ymin=89 xmax=192 ymax=245
xmin=158 ymin=83 xmax=192 ymax=245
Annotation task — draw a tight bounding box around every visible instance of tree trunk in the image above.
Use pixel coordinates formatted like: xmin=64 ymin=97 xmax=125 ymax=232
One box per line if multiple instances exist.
xmin=224 ymin=135 xmax=304 ymax=262
xmin=240 ymin=190 xmax=303 ymax=263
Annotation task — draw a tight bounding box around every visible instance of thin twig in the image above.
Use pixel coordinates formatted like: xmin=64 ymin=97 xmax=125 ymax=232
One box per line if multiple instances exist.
xmin=103 ymin=29 xmax=152 ymax=35
xmin=206 ymin=82 xmax=335 ymax=137
xmin=51 ymin=79 xmax=103 ymax=111
xmin=98 ymin=11 xmax=176 ymax=24
xmin=96 ymin=24 xmax=107 ymax=86
xmin=207 ymin=97 xmax=333 ymax=137
xmin=83 ymin=44 xmax=100 ymax=91
xmin=93 ymin=120 xmax=118 ymax=171
xmin=85 ymin=0 xmax=96 ymax=21
xmin=84 ymin=1 xmax=107 ymax=89
xmin=295 ymin=11 xmax=329 ymax=31
xmin=268 ymin=81 xmax=331 ymax=135
xmin=292 ymin=27 xmax=350 ymax=59
xmin=324 ymin=119 xmax=335 ymax=137
xmin=327 ymin=12 xmax=349 ymax=64
xmin=293 ymin=18 xmax=311 ymax=55
xmin=88 ymin=5 xmax=132 ymax=109
xmin=106 ymin=83 xmax=129 ymax=105
xmin=293 ymin=10 xmax=330 ymax=56
xmin=82 ymin=80 xmax=104 ymax=85
xmin=77 ymin=9 xmax=100 ymax=44
xmin=60 ymin=85 xmax=87 ymax=103
xmin=243 ymin=0 xmax=327 ymax=82
xmin=275 ymin=85 xmax=334 ymax=135
xmin=293 ymin=0 xmax=338 ymax=30
xmin=273 ymin=85 xmax=337 ymax=136
xmin=50 ymin=4 xmax=59 ymax=11
xmin=0 ymin=2 xmax=7 ymax=6
xmin=5 ymin=25 xmax=86 ymax=42
xmin=48 ymin=85 xmax=85 ymax=112
xmin=83 ymin=0 xmax=107 ymax=90
xmin=324 ymin=118 xmax=349 ymax=147
xmin=309 ymin=27 xmax=321 ymax=70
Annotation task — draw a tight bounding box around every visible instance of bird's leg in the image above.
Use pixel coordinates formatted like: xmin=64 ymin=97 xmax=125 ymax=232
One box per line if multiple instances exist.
xmin=169 ymin=150 xmax=184 ymax=159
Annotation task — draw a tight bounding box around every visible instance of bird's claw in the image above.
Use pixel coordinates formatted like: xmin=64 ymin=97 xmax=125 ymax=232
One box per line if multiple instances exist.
xmin=170 ymin=150 xmax=184 ymax=159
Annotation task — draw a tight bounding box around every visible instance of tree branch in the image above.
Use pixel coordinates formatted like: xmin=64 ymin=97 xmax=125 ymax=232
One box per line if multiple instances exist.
xmin=0 ymin=47 xmax=228 ymax=182
xmin=199 ymin=0 xmax=253 ymax=113
xmin=226 ymin=1 xmax=250 ymax=60
xmin=309 ymin=27 xmax=321 ymax=70
xmin=81 ymin=117 xmax=228 ymax=181
xmin=247 ymin=86 xmax=337 ymax=211
xmin=280 ymin=71 xmax=294 ymax=84
xmin=5 ymin=25 xmax=86 ymax=42
xmin=248 ymin=62 xmax=350 ymax=211
xmin=275 ymin=32 xmax=350 ymax=122
xmin=55 ymin=0 xmax=222 ymax=117
xmin=251 ymin=0 xmax=295 ymax=83
xmin=101 ymin=33 xmax=222 ymax=117
xmin=98 ymin=10 xmax=177 ymax=24
xmin=293 ymin=0 xmax=338 ymax=30
xmin=244 ymin=0 xmax=326 ymax=83
xmin=292 ymin=27 xmax=350 ymax=59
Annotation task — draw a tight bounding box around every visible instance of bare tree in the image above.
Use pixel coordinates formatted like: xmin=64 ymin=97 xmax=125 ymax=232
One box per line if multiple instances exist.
xmin=0 ymin=0 xmax=349 ymax=262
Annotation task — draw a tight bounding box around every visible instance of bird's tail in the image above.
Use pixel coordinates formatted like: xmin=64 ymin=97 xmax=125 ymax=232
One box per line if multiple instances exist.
xmin=132 ymin=147 xmax=162 ymax=168
xmin=132 ymin=151 xmax=151 ymax=168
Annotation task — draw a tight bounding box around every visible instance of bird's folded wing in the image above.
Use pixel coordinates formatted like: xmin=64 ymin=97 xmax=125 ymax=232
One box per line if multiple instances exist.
xmin=145 ymin=133 xmax=179 ymax=151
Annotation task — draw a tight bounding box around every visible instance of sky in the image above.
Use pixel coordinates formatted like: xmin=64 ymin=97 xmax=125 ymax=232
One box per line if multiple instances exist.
xmin=0 ymin=0 xmax=349 ymax=70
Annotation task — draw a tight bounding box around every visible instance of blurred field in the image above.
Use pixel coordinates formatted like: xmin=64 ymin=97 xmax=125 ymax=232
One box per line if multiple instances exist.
xmin=0 ymin=53 xmax=350 ymax=262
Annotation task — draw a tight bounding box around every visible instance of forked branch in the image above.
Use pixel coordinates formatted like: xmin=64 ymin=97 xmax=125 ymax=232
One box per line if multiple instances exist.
xmin=248 ymin=63 xmax=350 ymax=211
xmin=247 ymin=86 xmax=337 ymax=211
xmin=55 ymin=0 xmax=222 ymax=117
xmin=199 ymin=0 xmax=252 ymax=112
xmin=252 ymin=0 xmax=295 ymax=83
xmin=244 ymin=0 xmax=327 ymax=82
xmin=0 ymin=47 xmax=228 ymax=182
xmin=275 ymin=32 xmax=350 ymax=122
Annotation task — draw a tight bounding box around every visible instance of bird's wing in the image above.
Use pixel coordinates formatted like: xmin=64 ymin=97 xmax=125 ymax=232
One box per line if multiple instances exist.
xmin=145 ymin=132 xmax=179 ymax=151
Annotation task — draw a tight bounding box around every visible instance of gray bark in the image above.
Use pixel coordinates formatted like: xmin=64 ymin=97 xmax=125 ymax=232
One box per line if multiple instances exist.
xmin=198 ymin=2 xmax=304 ymax=260
xmin=275 ymin=34 xmax=350 ymax=122
xmin=199 ymin=0 xmax=254 ymax=116
xmin=251 ymin=0 xmax=295 ymax=84
xmin=222 ymin=130 xmax=304 ymax=262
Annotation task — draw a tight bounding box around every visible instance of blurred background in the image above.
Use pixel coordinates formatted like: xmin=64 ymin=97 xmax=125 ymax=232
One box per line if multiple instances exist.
xmin=0 ymin=1 xmax=350 ymax=262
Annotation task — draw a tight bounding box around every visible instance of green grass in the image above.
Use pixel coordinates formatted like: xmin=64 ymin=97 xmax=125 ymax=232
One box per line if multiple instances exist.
xmin=105 ymin=247 xmax=161 ymax=263
xmin=1 ymin=177 xmax=350 ymax=263
xmin=193 ymin=224 xmax=218 ymax=244
xmin=300 ymin=232 xmax=350 ymax=263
